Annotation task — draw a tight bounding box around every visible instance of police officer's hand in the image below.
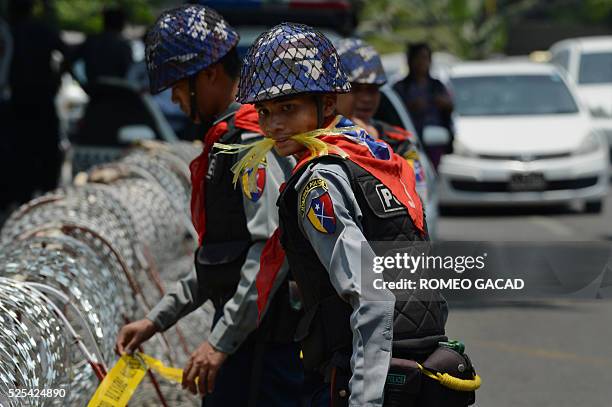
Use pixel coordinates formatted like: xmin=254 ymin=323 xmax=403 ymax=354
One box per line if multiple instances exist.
xmin=182 ymin=341 xmax=228 ymax=397
xmin=115 ymin=319 xmax=158 ymax=355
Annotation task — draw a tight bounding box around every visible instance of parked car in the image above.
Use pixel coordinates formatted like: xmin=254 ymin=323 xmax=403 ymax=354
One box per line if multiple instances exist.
xmin=550 ymin=36 xmax=612 ymax=118
xmin=59 ymin=35 xmax=179 ymax=179
xmin=550 ymin=36 xmax=612 ymax=171
xmin=439 ymin=61 xmax=609 ymax=213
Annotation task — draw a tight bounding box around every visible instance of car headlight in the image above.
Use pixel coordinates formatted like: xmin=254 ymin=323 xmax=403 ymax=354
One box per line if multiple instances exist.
xmin=452 ymin=139 xmax=477 ymax=158
xmin=574 ymin=131 xmax=603 ymax=155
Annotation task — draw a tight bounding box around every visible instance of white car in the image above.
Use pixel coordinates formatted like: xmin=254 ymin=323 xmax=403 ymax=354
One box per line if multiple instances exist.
xmin=549 ymin=36 xmax=612 ymax=171
xmin=549 ymin=36 xmax=612 ymax=118
xmin=438 ymin=61 xmax=609 ymax=213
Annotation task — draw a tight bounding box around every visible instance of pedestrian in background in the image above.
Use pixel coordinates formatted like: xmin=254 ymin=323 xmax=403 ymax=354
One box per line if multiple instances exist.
xmin=393 ymin=42 xmax=454 ymax=169
xmin=70 ymin=6 xmax=133 ymax=85
xmin=7 ymin=0 xmax=66 ymax=202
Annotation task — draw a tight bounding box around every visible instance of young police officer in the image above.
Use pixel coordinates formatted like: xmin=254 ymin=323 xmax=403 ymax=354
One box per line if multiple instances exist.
xmin=335 ymin=38 xmax=428 ymax=204
xmin=226 ymin=23 xmax=477 ymax=406
xmin=115 ymin=6 xmax=302 ymax=406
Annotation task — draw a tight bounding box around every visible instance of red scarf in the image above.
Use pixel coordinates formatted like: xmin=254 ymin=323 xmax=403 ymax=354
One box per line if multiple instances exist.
xmin=189 ymin=104 xmax=261 ymax=244
xmin=256 ymin=133 xmax=425 ymax=318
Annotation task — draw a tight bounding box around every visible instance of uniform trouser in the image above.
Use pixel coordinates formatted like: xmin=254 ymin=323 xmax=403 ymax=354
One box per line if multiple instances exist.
xmin=302 ymin=373 xmax=332 ymax=407
xmin=202 ymin=312 xmax=304 ymax=407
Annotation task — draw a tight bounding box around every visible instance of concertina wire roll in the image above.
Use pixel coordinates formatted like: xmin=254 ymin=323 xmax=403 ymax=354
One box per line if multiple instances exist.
xmin=0 ymin=141 xmax=213 ymax=406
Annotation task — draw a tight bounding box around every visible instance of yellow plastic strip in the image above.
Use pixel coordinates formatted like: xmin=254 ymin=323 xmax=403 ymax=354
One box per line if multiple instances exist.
xmin=417 ymin=363 xmax=482 ymax=392
xmin=140 ymin=353 xmax=184 ymax=384
xmin=87 ymin=355 xmax=148 ymax=407
xmin=87 ymin=353 xmax=188 ymax=407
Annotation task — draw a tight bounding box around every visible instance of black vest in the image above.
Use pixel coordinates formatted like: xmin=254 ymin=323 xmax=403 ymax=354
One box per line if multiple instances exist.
xmin=278 ymin=156 xmax=447 ymax=371
xmin=194 ymin=107 xmax=251 ymax=307
xmin=194 ymin=107 xmax=300 ymax=342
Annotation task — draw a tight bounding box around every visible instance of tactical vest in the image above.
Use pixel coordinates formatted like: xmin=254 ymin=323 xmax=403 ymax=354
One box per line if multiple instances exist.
xmin=195 ymin=108 xmax=300 ymax=343
xmin=278 ymin=156 xmax=447 ymax=372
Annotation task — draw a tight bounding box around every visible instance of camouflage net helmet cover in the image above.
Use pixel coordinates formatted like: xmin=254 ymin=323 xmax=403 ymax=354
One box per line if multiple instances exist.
xmin=237 ymin=23 xmax=351 ymax=104
xmin=335 ymin=38 xmax=387 ymax=86
xmin=145 ymin=5 xmax=239 ymax=94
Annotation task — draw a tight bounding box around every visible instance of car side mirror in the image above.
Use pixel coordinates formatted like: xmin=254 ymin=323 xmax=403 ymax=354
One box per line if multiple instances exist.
xmin=422 ymin=125 xmax=450 ymax=147
xmin=118 ymin=125 xmax=156 ymax=144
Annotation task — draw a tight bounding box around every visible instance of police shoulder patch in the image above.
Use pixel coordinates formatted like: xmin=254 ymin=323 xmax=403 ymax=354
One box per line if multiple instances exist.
xmin=242 ymin=164 xmax=266 ymax=202
xmin=299 ymin=178 xmax=336 ymax=234
xmin=299 ymin=178 xmax=328 ymax=217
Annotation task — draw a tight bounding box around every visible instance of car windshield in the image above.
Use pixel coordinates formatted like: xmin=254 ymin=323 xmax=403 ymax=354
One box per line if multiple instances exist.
xmin=578 ymin=52 xmax=612 ymax=84
xmin=450 ymin=74 xmax=579 ymax=116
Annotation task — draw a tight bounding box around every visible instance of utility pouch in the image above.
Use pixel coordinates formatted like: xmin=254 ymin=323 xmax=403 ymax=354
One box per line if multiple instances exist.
xmin=383 ymin=358 xmax=422 ymax=407
xmin=419 ymin=346 xmax=478 ymax=406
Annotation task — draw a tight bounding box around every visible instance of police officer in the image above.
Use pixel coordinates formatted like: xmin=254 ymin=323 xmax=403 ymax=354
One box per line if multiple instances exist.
xmin=335 ymin=38 xmax=428 ymax=203
xmin=115 ymin=6 xmax=302 ymax=406
xmin=226 ymin=23 xmax=477 ymax=406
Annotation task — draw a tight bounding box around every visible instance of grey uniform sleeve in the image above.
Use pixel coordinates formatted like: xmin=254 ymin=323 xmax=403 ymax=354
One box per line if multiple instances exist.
xmin=296 ymin=163 xmax=395 ymax=407
xmin=146 ymin=267 xmax=207 ymax=332
xmin=207 ymin=148 xmax=293 ymax=354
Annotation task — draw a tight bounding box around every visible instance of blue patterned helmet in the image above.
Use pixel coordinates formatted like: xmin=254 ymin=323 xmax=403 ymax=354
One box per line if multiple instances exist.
xmin=335 ymin=38 xmax=387 ymax=86
xmin=145 ymin=5 xmax=239 ymax=94
xmin=236 ymin=23 xmax=350 ymax=104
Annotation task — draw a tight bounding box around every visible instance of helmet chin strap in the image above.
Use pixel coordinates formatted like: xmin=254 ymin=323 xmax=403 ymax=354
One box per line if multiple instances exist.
xmin=189 ymin=74 xmax=215 ymax=131
xmin=189 ymin=75 xmax=199 ymax=122
xmin=315 ymin=95 xmax=324 ymax=128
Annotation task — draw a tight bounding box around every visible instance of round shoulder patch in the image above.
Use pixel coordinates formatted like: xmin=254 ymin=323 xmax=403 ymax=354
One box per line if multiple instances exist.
xmin=242 ymin=164 xmax=266 ymax=202
xmin=402 ymin=148 xmax=426 ymax=184
xmin=300 ymin=178 xmax=336 ymax=234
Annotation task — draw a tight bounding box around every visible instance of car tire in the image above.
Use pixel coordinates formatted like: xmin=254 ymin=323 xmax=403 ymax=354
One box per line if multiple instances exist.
xmin=584 ymin=200 xmax=603 ymax=214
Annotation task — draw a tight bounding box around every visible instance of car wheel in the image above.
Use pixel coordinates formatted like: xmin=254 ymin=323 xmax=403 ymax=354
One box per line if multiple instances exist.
xmin=584 ymin=200 xmax=603 ymax=214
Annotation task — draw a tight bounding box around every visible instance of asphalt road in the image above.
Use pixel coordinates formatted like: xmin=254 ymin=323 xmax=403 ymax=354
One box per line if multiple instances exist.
xmin=438 ymin=189 xmax=612 ymax=406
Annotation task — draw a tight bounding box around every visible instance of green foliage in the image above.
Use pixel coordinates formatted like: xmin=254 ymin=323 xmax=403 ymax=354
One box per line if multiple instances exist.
xmin=359 ymin=0 xmax=540 ymax=58
xmin=358 ymin=0 xmax=612 ymax=59
xmin=54 ymin=0 xmax=163 ymax=33
xmin=55 ymin=0 xmax=102 ymax=32
xmin=550 ymin=0 xmax=612 ymax=25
